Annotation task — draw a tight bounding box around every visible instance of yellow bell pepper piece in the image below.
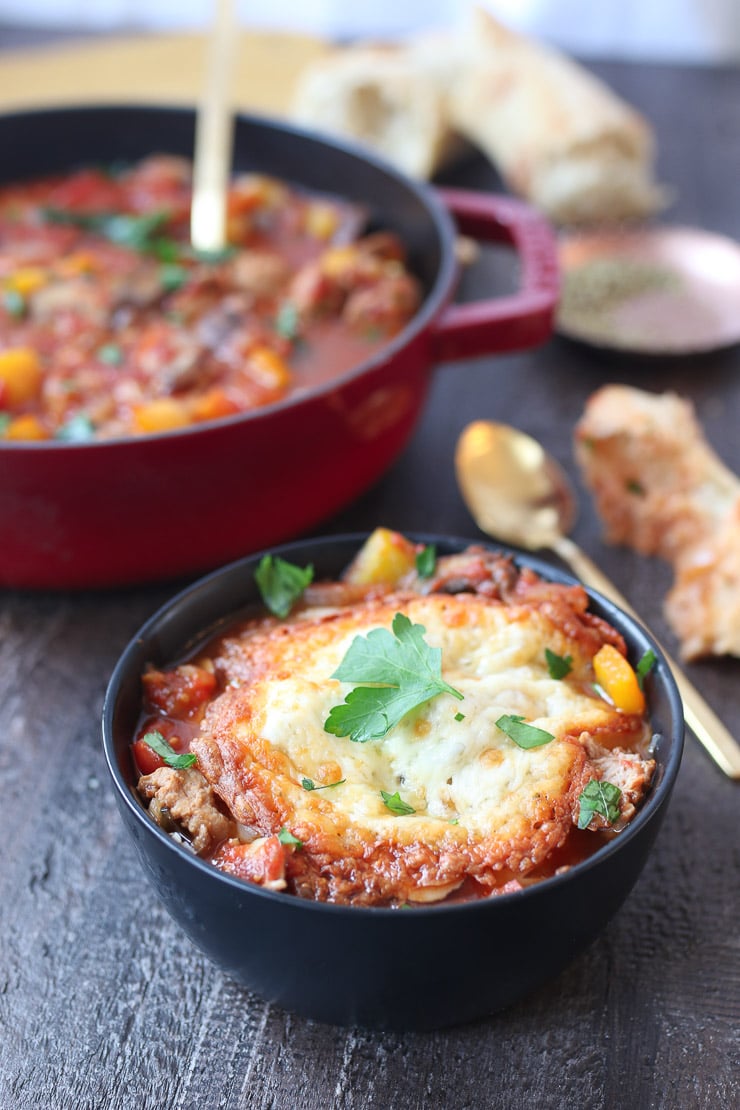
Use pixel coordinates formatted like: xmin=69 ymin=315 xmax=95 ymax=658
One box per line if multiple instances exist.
xmin=593 ymin=643 xmax=646 ymax=715
xmin=0 ymin=347 xmax=43 ymax=405
xmin=7 ymin=267 xmax=47 ymax=296
xmin=343 ymin=528 xmax=418 ymax=587
xmin=3 ymin=414 xmax=48 ymax=440
xmin=247 ymin=347 xmax=292 ymax=390
xmin=131 ymin=398 xmax=192 ymax=434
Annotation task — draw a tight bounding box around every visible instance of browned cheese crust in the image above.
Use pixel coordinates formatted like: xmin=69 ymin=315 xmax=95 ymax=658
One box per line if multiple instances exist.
xmin=190 ymin=558 xmax=649 ymax=905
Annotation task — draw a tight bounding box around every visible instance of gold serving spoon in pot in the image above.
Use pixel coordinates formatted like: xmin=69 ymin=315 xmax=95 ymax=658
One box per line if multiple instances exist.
xmin=191 ymin=0 xmax=238 ymax=253
xmin=455 ymin=420 xmax=740 ymax=779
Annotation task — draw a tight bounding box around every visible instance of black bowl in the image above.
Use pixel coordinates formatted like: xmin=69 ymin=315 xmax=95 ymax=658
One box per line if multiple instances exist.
xmin=102 ymin=534 xmax=684 ymax=1030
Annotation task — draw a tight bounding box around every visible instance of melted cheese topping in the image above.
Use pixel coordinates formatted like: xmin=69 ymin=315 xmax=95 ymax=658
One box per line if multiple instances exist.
xmin=193 ymin=592 xmax=646 ymax=905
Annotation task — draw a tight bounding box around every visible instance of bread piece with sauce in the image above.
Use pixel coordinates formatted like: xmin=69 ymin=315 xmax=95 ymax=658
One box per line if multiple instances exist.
xmin=575 ymin=384 xmax=740 ymax=659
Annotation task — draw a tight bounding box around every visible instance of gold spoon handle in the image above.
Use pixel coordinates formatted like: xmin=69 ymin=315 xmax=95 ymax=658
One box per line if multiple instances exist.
xmin=554 ymin=534 xmax=740 ymax=779
xmin=191 ymin=0 xmax=238 ymax=252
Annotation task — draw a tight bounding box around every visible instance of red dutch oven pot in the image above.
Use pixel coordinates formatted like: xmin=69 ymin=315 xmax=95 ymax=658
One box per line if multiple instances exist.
xmin=0 ymin=107 xmax=559 ymax=588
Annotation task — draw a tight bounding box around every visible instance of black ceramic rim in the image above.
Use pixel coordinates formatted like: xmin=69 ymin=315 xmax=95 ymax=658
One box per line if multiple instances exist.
xmin=0 ymin=105 xmax=457 ymax=451
xmin=102 ymin=532 xmax=685 ymax=917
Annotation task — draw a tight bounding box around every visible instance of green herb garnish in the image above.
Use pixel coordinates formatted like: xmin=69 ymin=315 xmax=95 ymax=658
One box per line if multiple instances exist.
xmin=55 ymin=413 xmax=95 ymax=442
xmin=454 ymin=712 xmax=465 ymax=722
xmin=159 ymin=263 xmax=188 ymax=293
xmin=324 ymin=612 xmax=464 ymax=743
xmin=625 ymin=478 xmax=646 ymax=496
xmin=545 ymin=648 xmax=573 ymax=680
xmin=380 ymin=790 xmax=416 ymax=816
xmin=275 ymin=301 xmax=301 ymax=341
xmin=415 ymin=544 xmax=437 ymax=579
xmin=301 ymin=777 xmax=346 ymax=791
xmin=3 ymin=289 xmax=25 ymax=317
xmin=254 ymin=554 xmax=314 ymax=618
xmin=97 ymin=343 xmax=123 ymax=365
xmin=277 ymin=827 xmax=303 ymax=848
xmin=577 ymin=779 xmax=622 ymax=830
xmin=41 ymin=208 xmax=172 ymax=254
xmin=636 ymin=649 xmax=657 ymax=690
xmin=495 ymin=714 xmax=555 ymax=750
xmin=141 ymin=730 xmax=197 ymax=769
xmin=0 ymin=412 xmax=12 ymax=435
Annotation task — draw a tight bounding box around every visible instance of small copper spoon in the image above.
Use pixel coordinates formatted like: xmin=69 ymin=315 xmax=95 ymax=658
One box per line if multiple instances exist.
xmin=455 ymin=419 xmax=740 ymax=779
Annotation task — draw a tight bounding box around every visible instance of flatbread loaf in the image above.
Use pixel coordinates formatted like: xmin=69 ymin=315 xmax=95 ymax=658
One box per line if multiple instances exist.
xmin=290 ymin=44 xmax=463 ymax=180
xmin=445 ymin=8 xmax=666 ymax=224
xmin=289 ymin=8 xmax=666 ymax=226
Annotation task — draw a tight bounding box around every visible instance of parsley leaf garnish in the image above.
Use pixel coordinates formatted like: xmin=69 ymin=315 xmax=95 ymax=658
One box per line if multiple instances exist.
xmin=3 ymin=289 xmax=25 ymax=318
xmin=159 ymin=263 xmax=188 ymax=292
xmin=41 ymin=208 xmax=172 ymax=253
xmin=97 ymin=343 xmax=123 ymax=365
xmin=380 ymin=789 xmax=416 ymax=816
xmin=545 ymin=648 xmax=573 ymax=680
xmin=275 ymin=301 xmax=301 ymax=341
xmin=255 ymin=554 xmax=314 ymax=618
xmin=454 ymin=711 xmax=465 ymax=722
xmin=577 ymin=779 xmax=622 ymax=829
xmin=324 ymin=612 xmax=464 ymax=743
xmin=141 ymin=730 xmax=197 ymax=769
xmin=636 ymin=648 xmax=657 ymax=690
xmin=495 ymin=714 xmax=555 ymax=749
xmin=55 ymin=413 xmax=95 ymax=442
xmin=277 ymin=827 xmax=303 ymax=848
xmin=415 ymin=544 xmax=437 ymax=579
xmin=301 ymin=776 xmax=346 ymax=791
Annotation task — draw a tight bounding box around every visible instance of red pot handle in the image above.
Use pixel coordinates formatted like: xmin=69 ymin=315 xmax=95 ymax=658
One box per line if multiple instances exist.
xmin=430 ymin=188 xmax=560 ymax=363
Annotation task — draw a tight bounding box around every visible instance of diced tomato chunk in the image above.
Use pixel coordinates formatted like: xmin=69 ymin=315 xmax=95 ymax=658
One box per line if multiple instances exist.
xmin=132 ymin=737 xmax=166 ymax=775
xmin=211 ymin=836 xmax=288 ymax=889
xmin=142 ymin=663 xmax=217 ymax=718
xmin=45 ymin=169 xmax=124 ymax=212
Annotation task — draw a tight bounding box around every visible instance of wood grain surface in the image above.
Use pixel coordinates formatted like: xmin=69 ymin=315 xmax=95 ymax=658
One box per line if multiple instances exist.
xmin=0 ymin=46 xmax=738 ymax=1110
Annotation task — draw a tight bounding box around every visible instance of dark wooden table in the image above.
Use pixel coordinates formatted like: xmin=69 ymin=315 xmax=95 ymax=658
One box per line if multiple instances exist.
xmin=1 ymin=54 xmax=739 ymax=1110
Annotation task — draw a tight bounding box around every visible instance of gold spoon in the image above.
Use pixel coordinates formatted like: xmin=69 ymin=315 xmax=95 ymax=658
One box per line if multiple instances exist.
xmin=190 ymin=0 xmax=238 ymax=253
xmin=455 ymin=419 xmax=740 ymax=779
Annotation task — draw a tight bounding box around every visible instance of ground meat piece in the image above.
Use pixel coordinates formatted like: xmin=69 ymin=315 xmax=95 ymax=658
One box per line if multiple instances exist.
xmin=287 ymin=261 xmax=344 ymax=317
xmin=343 ymin=272 xmax=421 ymax=335
xmin=138 ymin=765 xmax=235 ymax=853
xmin=230 ymin=250 xmax=289 ymax=298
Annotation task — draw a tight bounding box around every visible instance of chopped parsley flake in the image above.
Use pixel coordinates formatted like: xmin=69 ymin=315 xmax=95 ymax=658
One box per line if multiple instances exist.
xmin=636 ymin=649 xmax=657 ymax=690
xmin=415 ymin=544 xmax=437 ymax=579
xmin=577 ymin=779 xmax=622 ymax=829
xmin=141 ymin=730 xmax=197 ymax=769
xmin=545 ymin=648 xmax=573 ymax=680
xmin=255 ymin=554 xmax=314 ymax=619
xmin=380 ymin=790 xmax=416 ymax=816
xmin=301 ymin=776 xmax=346 ymax=791
xmin=495 ymin=714 xmax=555 ymax=750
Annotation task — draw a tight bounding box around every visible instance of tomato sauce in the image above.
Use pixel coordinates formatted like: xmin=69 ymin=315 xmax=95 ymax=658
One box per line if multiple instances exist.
xmin=0 ymin=156 xmax=421 ymax=441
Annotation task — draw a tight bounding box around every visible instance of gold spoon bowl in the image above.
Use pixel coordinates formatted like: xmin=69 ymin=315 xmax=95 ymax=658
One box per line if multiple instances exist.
xmin=455 ymin=419 xmax=740 ymax=779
